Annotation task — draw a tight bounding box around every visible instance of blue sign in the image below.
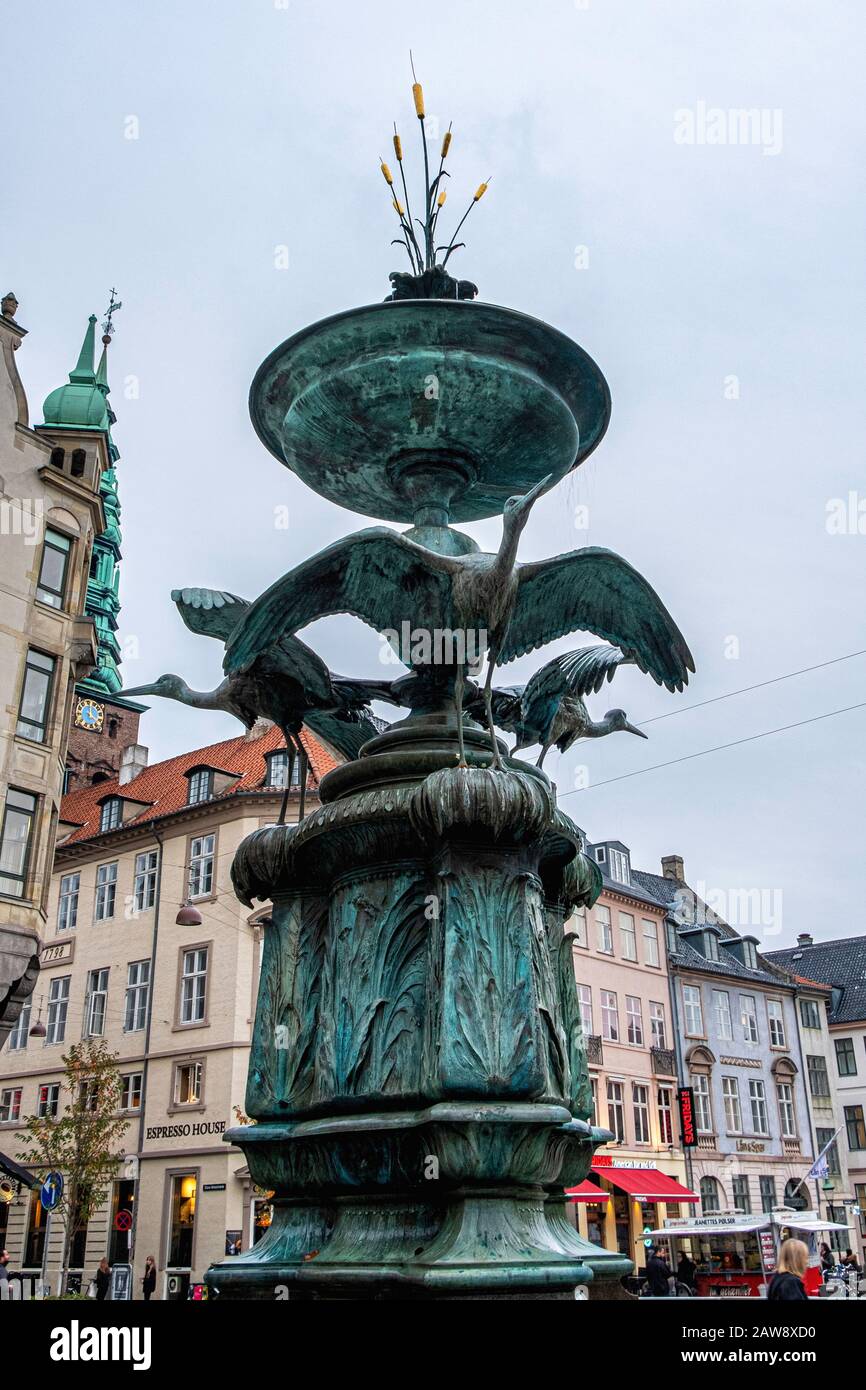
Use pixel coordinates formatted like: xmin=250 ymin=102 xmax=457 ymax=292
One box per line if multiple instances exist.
xmin=40 ymin=1172 xmax=63 ymax=1211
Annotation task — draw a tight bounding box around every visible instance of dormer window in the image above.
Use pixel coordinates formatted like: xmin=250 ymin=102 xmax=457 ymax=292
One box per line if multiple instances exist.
xmin=187 ymin=768 xmax=213 ymax=806
xmin=594 ymin=847 xmax=606 ymax=863
xmin=704 ymin=932 xmax=719 ymax=962
xmin=609 ymin=847 xmax=630 ymax=885
xmin=265 ymin=750 xmax=301 ymax=789
xmin=100 ymin=797 xmax=122 ymax=833
xmin=742 ymin=940 xmax=758 ymax=970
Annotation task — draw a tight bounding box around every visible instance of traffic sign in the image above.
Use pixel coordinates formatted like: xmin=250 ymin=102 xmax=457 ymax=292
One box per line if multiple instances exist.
xmin=115 ymin=1208 xmax=133 ymax=1232
xmin=40 ymin=1172 xmax=63 ymax=1211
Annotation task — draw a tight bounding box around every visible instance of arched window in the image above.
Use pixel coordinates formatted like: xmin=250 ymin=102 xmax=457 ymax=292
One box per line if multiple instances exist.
xmin=784 ymin=1179 xmax=809 ymax=1211
xmin=49 ymin=447 xmax=65 ymax=469
xmin=70 ymin=449 xmax=86 ymax=477
xmin=700 ymin=1176 xmax=721 ymax=1215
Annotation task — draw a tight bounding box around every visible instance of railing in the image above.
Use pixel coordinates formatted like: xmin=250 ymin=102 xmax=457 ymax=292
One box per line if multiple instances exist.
xmin=696 ymin=1135 xmax=716 ymax=1151
xmin=782 ymin=1138 xmax=801 ymax=1157
xmin=585 ymin=1034 xmax=603 ymax=1065
xmin=650 ymin=1046 xmax=678 ymax=1077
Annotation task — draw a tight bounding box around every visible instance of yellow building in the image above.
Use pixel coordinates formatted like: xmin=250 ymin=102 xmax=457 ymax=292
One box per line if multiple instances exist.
xmin=0 ymin=721 xmax=335 ymax=1299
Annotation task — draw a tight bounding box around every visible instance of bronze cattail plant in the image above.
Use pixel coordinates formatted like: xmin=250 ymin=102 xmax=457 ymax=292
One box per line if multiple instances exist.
xmin=380 ymin=62 xmax=490 ymax=276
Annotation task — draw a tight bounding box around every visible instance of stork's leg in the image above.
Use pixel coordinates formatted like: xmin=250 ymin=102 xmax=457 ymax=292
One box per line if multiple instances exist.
xmin=536 ymin=739 xmax=553 ymax=769
xmin=483 ymin=660 xmax=504 ymax=771
xmin=297 ymin=740 xmax=308 ymax=821
xmin=454 ymin=664 xmax=467 ymax=767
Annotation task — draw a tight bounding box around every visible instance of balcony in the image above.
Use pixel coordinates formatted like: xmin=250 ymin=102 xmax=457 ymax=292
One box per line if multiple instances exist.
xmin=650 ymin=1046 xmax=678 ymax=1077
xmin=585 ymin=1035 xmax=603 ymax=1065
xmin=696 ymin=1135 xmax=717 ymax=1152
xmin=783 ymin=1139 xmax=801 ymax=1157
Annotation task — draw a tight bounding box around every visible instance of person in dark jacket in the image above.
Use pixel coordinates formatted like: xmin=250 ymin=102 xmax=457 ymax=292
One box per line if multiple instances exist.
xmin=677 ymin=1252 xmax=697 ymax=1291
xmin=645 ymin=1245 xmax=672 ymax=1296
xmin=142 ymin=1255 xmax=157 ymax=1301
xmin=767 ymin=1239 xmax=808 ymax=1300
xmin=94 ymin=1257 xmax=111 ymax=1301
xmin=819 ymin=1241 xmax=834 ymax=1272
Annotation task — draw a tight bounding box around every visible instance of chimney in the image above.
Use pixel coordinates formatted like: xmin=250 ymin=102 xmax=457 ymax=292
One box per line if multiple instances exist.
xmin=661 ymin=854 xmax=684 ymax=881
xmin=119 ymin=744 xmax=148 ymax=786
xmin=796 ymin=933 xmax=813 ymax=947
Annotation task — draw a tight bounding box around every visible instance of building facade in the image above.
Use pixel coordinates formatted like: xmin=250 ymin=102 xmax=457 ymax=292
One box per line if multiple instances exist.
xmin=766 ymin=934 xmax=866 ymax=1264
xmin=567 ymin=838 xmax=696 ymax=1266
xmin=0 ymin=720 xmax=336 ymax=1298
xmin=633 ymin=856 xmax=816 ymax=1228
xmin=0 ymin=296 xmax=111 ymax=1048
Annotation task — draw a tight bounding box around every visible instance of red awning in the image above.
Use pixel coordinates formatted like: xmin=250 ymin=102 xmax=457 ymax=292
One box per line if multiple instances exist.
xmin=565 ymin=1180 xmax=609 ymax=1203
xmin=590 ymin=1166 xmax=699 ymax=1202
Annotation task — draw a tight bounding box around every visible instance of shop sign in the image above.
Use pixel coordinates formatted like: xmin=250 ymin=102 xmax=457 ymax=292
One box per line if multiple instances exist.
xmin=203 ymin=1183 xmax=226 ymax=1192
xmin=736 ymin=1140 xmax=765 ymax=1153
xmin=593 ymin=1157 xmax=657 ymax=1170
xmin=759 ymin=1231 xmax=776 ymax=1272
xmin=677 ymin=1087 xmax=697 ymax=1147
xmin=145 ymin=1121 xmax=227 ymax=1141
xmin=225 ymin=1230 xmax=242 ymax=1256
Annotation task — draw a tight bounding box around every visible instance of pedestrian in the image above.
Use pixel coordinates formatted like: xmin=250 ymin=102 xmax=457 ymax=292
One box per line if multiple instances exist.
xmin=819 ymin=1241 xmax=833 ymax=1272
xmin=644 ymin=1243 xmax=673 ymax=1296
xmin=142 ymin=1254 xmax=157 ymax=1301
xmin=0 ymin=1248 xmax=9 ymax=1296
xmin=94 ymin=1257 xmax=111 ymax=1301
xmin=677 ymin=1251 xmax=697 ymax=1291
xmin=767 ymin=1238 xmax=809 ymax=1300
xmin=841 ymin=1248 xmax=861 ymax=1274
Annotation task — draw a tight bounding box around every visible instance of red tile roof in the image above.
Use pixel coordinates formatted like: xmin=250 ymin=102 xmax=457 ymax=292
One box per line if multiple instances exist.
xmin=58 ymin=723 xmax=338 ymax=846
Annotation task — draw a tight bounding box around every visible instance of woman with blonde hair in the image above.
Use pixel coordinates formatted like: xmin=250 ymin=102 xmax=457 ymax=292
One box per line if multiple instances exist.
xmin=767 ymin=1238 xmax=809 ymax=1300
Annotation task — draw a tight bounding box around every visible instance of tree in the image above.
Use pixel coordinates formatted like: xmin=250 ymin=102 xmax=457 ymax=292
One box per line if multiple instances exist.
xmin=17 ymin=1040 xmax=130 ymax=1292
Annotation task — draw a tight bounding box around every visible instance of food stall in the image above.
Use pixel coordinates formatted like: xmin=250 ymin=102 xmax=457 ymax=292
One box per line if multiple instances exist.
xmin=640 ymin=1206 xmax=851 ymax=1296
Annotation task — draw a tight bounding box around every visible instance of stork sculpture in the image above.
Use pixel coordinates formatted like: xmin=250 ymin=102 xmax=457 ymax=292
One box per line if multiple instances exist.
xmin=122 ymin=588 xmax=392 ymax=820
xmin=224 ymin=484 xmax=694 ymax=769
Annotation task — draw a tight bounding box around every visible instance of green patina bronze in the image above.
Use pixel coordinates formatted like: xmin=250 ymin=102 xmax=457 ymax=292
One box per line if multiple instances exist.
xmin=128 ymin=232 xmax=692 ymax=1294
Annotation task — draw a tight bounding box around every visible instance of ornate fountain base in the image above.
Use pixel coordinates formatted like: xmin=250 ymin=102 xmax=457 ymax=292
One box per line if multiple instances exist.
xmin=205 ymin=717 xmax=632 ymax=1300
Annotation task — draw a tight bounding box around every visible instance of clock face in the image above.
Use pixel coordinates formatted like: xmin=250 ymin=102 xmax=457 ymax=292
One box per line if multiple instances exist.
xmin=75 ymin=698 xmax=104 ymax=732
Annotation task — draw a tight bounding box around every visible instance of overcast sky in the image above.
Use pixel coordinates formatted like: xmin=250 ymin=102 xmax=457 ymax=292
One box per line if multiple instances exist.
xmin=7 ymin=0 xmax=865 ymax=947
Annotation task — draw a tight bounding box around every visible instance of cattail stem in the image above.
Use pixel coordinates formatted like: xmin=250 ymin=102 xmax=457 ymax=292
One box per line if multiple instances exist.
xmin=440 ymin=180 xmax=490 ymax=267
xmin=419 ymin=111 xmax=432 ymax=269
xmin=394 ymin=124 xmax=424 ymax=271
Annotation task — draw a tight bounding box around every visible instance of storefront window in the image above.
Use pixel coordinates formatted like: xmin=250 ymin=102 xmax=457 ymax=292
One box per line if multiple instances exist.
xmin=24 ymin=1190 xmax=47 ymax=1267
xmin=168 ymin=1173 xmax=197 ymax=1267
xmin=253 ymin=1197 xmax=273 ymax=1245
xmin=109 ymin=1179 xmax=135 ymax=1264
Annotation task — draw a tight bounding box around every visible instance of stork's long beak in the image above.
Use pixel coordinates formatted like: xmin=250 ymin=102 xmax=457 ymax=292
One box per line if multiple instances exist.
xmin=624 ymin=721 xmax=648 ymax=739
xmin=118 ymin=683 xmax=159 ymax=698
xmin=515 ymin=473 xmax=554 ymax=517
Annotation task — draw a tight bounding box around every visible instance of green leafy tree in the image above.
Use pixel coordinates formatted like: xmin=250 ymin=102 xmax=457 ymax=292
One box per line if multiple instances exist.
xmin=17 ymin=1040 xmax=130 ymax=1291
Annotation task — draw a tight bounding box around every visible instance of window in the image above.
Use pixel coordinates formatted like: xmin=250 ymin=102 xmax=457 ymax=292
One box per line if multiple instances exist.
xmin=712 ymin=990 xmax=733 ymax=1041
xmin=577 ymin=983 xmax=593 ymax=1035
xmin=57 ymin=872 xmax=80 ymax=933
xmin=732 ymin=1175 xmax=751 ymax=1215
xmin=24 ymin=1190 xmax=48 ymax=1267
xmin=121 ymin=1073 xmax=143 ymax=1111
xmin=601 ymin=989 xmax=618 ymax=1042
xmin=844 ymin=1105 xmax=866 ymax=1151
xmin=759 ymin=1176 xmax=777 ymax=1212
xmin=683 ymin=984 xmax=703 ymax=1036
xmin=167 ymin=1174 xmax=197 ymax=1269
xmin=85 ymin=968 xmax=109 ymax=1037
xmin=777 ymin=1082 xmax=796 ymax=1138
xmin=590 ymin=1078 xmax=598 ymax=1126
xmin=767 ymin=1000 xmax=786 ymax=1048
xmin=187 ymin=769 xmax=213 ymax=806
xmin=835 ymin=1038 xmax=857 ymax=1077
xmin=657 ymin=1086 xmax=673 ymax=1145
xmin=741 ymin=994 xmax=759 ymax=1044
xmin=188 ymin=833 xmax=215 ymax=899
xmin=700 ymin=1176 xmax=720 ymax=1215
xmin=37 ymin=1082 xmax=60 ymax=1118
xmin=100 ymin=798 xmax=122 ymax=833
xmin=36 ymin=528 xmax=71 ymax=608
xmin=626 ymin=995 xmax=643 ymax=1046
xmin=264 ymin=750 xmax=301 ymax=789
xmin=608 ymin=847 xmax=630 ymax=884
xmin=749 ymin=1079 xmax=769 ymax=1135
xmin=568 ymin=907 xmax=587 ymax=948
xmin=742 ymin=940 xmax=758 ymax=969
xmin=595 ymin=904 xmax=613 ymax=954
xmin=632 ymin=1083 xmax=650 ymax=1143
xmin=650 ymin=1001 xmax=667 ymax=1050
xmin=46 ymin=975 xmax=70 ymax=1044
xmin=124 ymin=960 xmax=150 ymax=1033
xmin=692 ymin=1074 xmax=713 ymax=1134
xmin=16 ymin=649 xmax=56 ymax=742
xmin=722 ymin=1076 xmax=742 ymax=1133
xmin=606 ymin=1080 xmax=625 ymax=1143
xmin=180 ymin=947 xmax=208 ymax=1025
xmin=619 ymin=913 xmax=637 ymax=960
xmin=642 ymin=919 xmax=660 ymax=967
xmin=174 ymin=1061 xmax=203 ymax=1106
xmin=0 ymin=1088 xmax=22 ymax=1123
xmin=704 ymin=932 xmax=719 ymax=962
xmin=800 ymin=998 xmax=821 ymax=1031
xmin=807 ymin=1054 xmax=831 ymax=1098
xmin=816 ymin=1128 xmax=841 ymax=1177
xmin=8 ymin=999 xmax=30 ymax=1051
xmin=79 ymin=1080 xmax=99 ymax=1112
xmin=70 ymin=448 xmax=86 ymax=477
xmin=0 ymin=787 xmax=38 ymax=898
xmin=134 ymin=850 xmax=158 ymax=912
xmin=94 ymin=862 xmax=117 ymax=921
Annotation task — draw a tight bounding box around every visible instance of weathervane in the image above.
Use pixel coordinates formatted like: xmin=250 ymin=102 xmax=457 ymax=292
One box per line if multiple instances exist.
xmin=101 ymin=287 xmax=123 ymax=341
xmin=380 ymin=57 xmax=489 ymax=300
